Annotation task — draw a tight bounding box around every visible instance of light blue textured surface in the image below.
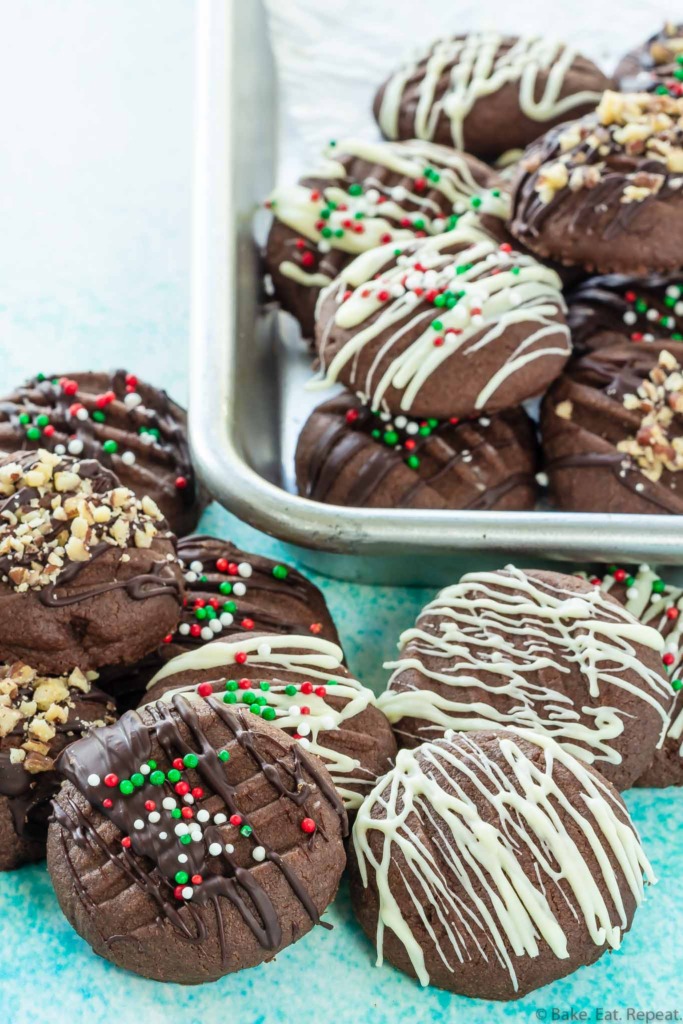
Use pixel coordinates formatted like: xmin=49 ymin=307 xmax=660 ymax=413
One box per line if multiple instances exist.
xmin=0 ymin=4 xmax=681 ymax=1022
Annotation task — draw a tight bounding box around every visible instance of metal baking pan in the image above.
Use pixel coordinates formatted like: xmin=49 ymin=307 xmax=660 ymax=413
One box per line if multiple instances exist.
xmin=189 ymin=0 xmax=683 ymax=585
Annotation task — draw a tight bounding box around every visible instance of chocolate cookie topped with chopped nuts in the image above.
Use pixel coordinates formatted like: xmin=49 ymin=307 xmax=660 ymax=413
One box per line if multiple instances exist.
xmin=0 ymin=662 xmax=115 ymax=870
xmin=510 ymin=92 xmax=683 ymax=275
xmin=295 ymin=392 xmax=539 ymax=510
xmin=0 ymin=449 xmax=184 ymax=674
xmin=0 ymin=371 xmax=206 ymax=537
xmin=541 ymin=341 xmax=683 ymax=513
xmin=264 ymin=138 xmax=508 ymax=339
xmin=615 ymin=23 xmax=683 ymax=95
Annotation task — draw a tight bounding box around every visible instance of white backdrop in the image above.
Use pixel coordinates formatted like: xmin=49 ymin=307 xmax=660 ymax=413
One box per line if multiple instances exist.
xmin=264 ymin=0 xmax=677 ymax=179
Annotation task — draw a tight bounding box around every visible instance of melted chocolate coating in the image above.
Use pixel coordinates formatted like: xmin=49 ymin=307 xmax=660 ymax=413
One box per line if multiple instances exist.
xmin=567 ymin=274 xmax=683 ymax=354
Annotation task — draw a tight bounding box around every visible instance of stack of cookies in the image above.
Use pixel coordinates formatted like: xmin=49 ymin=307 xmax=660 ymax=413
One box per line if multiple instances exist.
xmin=264 ymin=26 xmax=683 ymax=516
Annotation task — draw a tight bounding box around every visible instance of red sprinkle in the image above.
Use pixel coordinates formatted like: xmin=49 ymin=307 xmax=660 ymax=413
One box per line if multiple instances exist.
xmin=380 ymin=232 xmax=392 ymax=244
xmin=104 ymin=773 xmax=119 ymax=788
xmin=197 ymin=682 xmax=213 ymax=698
xmin=181 ymin=807 xmax=194 ymax=820
xmin=241 ymin=617 xmax=255 ymax=630
xmin=235 ymin=652 xmax=248 ymax=665
xmin=216 ymin=558 xmax=229 ymax=573
xmin=663 ymin=653 xmax=675 ymax=666
xmin=162 ymin=633 xmax=173 ymax=644
xmin=614 ymin=569 xmax=627 ymax=582
xmin=314 ymin=686 xmax=327 ymax=698
xmin=667 ymin=607 xmax=679 ymax=621
xmin=191 ymin=787 xmax=204 ymax=799
xmin=191 ymin=874 xmax=203 ymax=886
xmin=301 ymin=818 xmax=316 ymax=834
xmin=345 ymin=408 xmax=359 ymax=425
xmin=309 ymin=622 xmax=323 ymax=634
xmin=173 ymin=758 xmax=185 ymax=770
xmin=102 ymin=798 xmax=113 ymax=809
xmin=175 ymin=476 xmax=188 ymax=489
xmin=43 ymin=425 xmax=55 ymax=437
xmin=121 ymin=836 xmax=132 ymax=849
xmin=301 ymin=251 xmax=315 ymax=268
xmin=145 ymin=801 xmax=156 ymax=812
xmin=228 ymin=562 xmax=239 ymax=575
xmin=300 ymin=682 xmax=314 ymax=695
xmin=300 ymin=706 xmax=311 ymax=715
xmin=174 ymin=885 xmax=185 ymax=900
xmin=175 ymin=781 xmax=191 ymax=796
xmin=190 ymin=624 xmax=201 ymax=638
xmin=125 ymin=373 xmax=138 ymax=389
xmin=238 ymin=678 xmax=252 ymax=690
xmin=230 ymin=814 xmax=242 ymax=827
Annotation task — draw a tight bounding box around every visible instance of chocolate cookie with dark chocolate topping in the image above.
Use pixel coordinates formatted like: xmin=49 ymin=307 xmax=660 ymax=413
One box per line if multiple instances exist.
xmin=615 ymin=22 xmax=683 ymax=94
xmin=264 ymin=138 xmax=508 ymax=339
xmin=373 ymin=33 xmax=609 ymax=161
xmin=0 ymin=662 xmax=115 ymax=870
xmin=567 ymin=274 xmax=683 ymax=353
xmin=509 ymin=91 xmax=683 ymax=275
xmin=541 ymin=341 xmax=683 ymax=513
xmin=0 ymin=371 xmax=206 ymax=537
xmin=349 ymin=729 xmax=655 ymax=1000
xmin=47 ymin=692 xmax=347 ymax=983
xmin=0 ymin=449 xmax=184 ymax=675
xmin=295 ymin=392 xmax=539 ymax=510
xmin=142 ymin=632 xmax=396 ymax=813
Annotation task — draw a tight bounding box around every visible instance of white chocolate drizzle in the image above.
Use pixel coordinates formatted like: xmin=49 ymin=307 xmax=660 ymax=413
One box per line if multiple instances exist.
xmin=377 ymin=34 xmax=603 ymax=149
xmin=353 ymin=730 xmax=655 ymax=992
xmin=310 ymin=222 xmax=569 ymax=414
xmin=146 ymin=634 xmax=380 ymax=809
xmin=378 ymin=566 xmax=671 ymax=767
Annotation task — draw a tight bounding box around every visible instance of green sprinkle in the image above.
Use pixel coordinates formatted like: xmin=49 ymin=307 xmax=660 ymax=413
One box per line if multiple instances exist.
xmin=384 ymin=430 xmax=399 ymax=446
xmin=470 ymin=196 xmax=482 ymax=209
xmin=626 ymin=576 xmax=636 ymax=588
xmin=131 ymin=773 xmax=144 ymax=787
xmin=511 ymin=267 xmax=520 ymax=275
xmin=427 ymin=419 xmax=438 ymax=428
xmin=259 ymin=681 xmax=270 ymax=691
xmin=35 ymin=414 xmax=50 ymax=428
xmin=171 ymin=808 xmax=182 ymax=819
xmin=412 ymin=218 xmax=425 ymax=230
xmin=223 ymin=601 xmax=237 ymax=614
xmin=149 ymin=770 xmax=165 ymax=785
xmin=183 ymin=753 xmax=199 ymax=769
xmin=206 ymin=606 xmax=216 ymax=620
xmin=180 ymin=834 xmax=192 ymax=845
xmin=254 ymin=695 xmax=268 ymax=706
xmin=491 ymin=189 xmax=501 ymax=197
xmin=407 ymin=455 xmax=420 ymax=470
xmin=250 ymin=704 xmax=261 ymax=716
xmin=242 ymin=691 xmax=256 ymax=705
xmin=175 ymin=871 xmax=189 ymax=884
xmin=285 ymin=685 xmax=297 ymax=696
xmin=36 ymin=373 xmax=46 ymax=382
xmin=321 ymin=226 xmax=332 ymax=238
xmin=652 ymin=579 xmax=666 ymax=594
xmin=273 ymin=565 xmax=289 ymax=580
xmin=195 ymin=607 xmax=207 ymax=621
xmin=419 ymin=425 xmax=431 ymax=436
xmin=26 ymin=427 xmax=41 ymax=441
xmin=18 ymin=413 xmax=30 ymax=425
xmin=431 ymin=319 xmax=443 ymax=331
xmin=218 ymin=750 xmax=230 ymax=763
xmin=223 ymin=692 xmax=237 ymax=704
xmin=433 ymin=294 xmax=446 ymax=307
xmin=168 ymin=769 xmax=181 ymax=783
xmin=348 ymin=183 xmax=362 ymax=196
xmin=219 ymin=581 xmax=232 ymax=595
xmin=92 ymin=410 xmax=106 ymax=423
xmin=673 ymin=679 xmax=683 ymax=692
xmin=102 ymin=439 xmax=118 ymax=454
xmin=225 ymin=679 xmax=238 ymax=691
xmin=262 ymin=707 xmax=277 ymax=721
xmin=148 ymin=760 xmax=157 ymax=769
xmin=119 ymin=780 xmax=134 ymax=795
xmin=240 ymin=825 xmax=253 ymax=837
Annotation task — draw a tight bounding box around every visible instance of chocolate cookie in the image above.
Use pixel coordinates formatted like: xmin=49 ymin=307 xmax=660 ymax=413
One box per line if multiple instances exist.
xmin=510 ymin=92 xmax=683 ymax=275
xmin=349 ymin=729 xmax=655 ymax=1000
xmin=0 ymin=449 xmax=184 ymax=675
xmin=377 ymin=566 xmax=672 ymax=789
xmin=567 ymin=274 xmax=683 ymax=353
xmin=295 ymin=392 xmax=539 ymax=510
xmin=541 ymin=341 xmax=683 ymax=513
xmin=264 ymin=138 xmax=508 ymax=339
xmin=581 ymin=564 xmax=683 ymax=788
xmin=373 ymin=34 xmax=609 ymax=161
xmin=0 ymin=371 xmax=205 ymax=537
xmin=615 ymin=23 xmax=683 ymax=95
xmin=0 ymin=662 xmax=115 ymax=870
xmin=142 ymin=633 xmax=396 ymax=812
xmin=312 ymin=221 xmax=570 ymax=420
xmin=48 ymin=693 xmax=347 ymax=983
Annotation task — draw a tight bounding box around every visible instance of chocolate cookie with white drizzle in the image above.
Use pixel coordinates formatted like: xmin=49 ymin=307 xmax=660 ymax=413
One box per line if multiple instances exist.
xmin=48 ymin=693 xmax=347 ymax=983
xmin=377 ymin=566 xmax=673 ymax=790
xmin=311 ymin=221 xmax=570 ymax=420
xmin=0 ymin=449 xmax=184 ymax=675
xmin=142 ymin=633 xmax=396 ymax=813
xmin=349 ymin=729 xmax=655 ymax=1000
xmin=579 ymin=563 xmax=683 ymax=787
xmin=264 ymin=138 xmax=508 ymax=339
xmin=373 ymin=34 xmax=609 ymax=161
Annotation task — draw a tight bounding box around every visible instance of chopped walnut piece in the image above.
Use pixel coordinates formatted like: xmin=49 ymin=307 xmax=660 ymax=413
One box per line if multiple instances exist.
xmin=555 ymin=400 xmax=574 ymax=420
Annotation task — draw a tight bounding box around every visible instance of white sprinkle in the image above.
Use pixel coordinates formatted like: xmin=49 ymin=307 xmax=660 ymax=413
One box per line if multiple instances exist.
xmin=140 ymin=763 xmax=151 ymax=775
xmin=224 ymin=843 xmax=234 ymax=855
xmin=184 ymin=571 xmax=197 ymax=584
xmin=238 ymin=562 xmax=252 ymax=578
xmin=318 ymin=240 xmax=331 ymax=254
xmin=133 ymin=819 xmax=144 ymax=830
xmin=321 ymin=715 xmax=336 ymax=731
xmin=148 ymin=811 xmax=161 ymax=824
xmin=182 ymin=886 xmax=193 ymax=900
xmin=626 ymin=587 xmax=639 ymax=600
xmin=124 ymin=392 xmax=142 ymax=410
xmin=75 ymin=408 xmax=89 ymax=422
xmin=162 ymin=797 xmax=177 ymax=810
xmin=68 ymin=439 xmax=84 ymax=455
xmin=190 ymin=560 xmax=203 ymax=573
xmin=214 ymin=813 xmax=227 ymax=826
xmin=159 ymin=832 xmax=168 ymax=840
xmin=298 ymin=737 xmax=311 ymax=749
xmin=394 ymin=416 xmax=407 ymax=429
xmin=87 ymin=773 xmax=100 ymax=787
xmin=391 ymin=185 xmax=407 ymax=201
xmin=233 ymin=582 xmax=246 ymax=597
xmin=178 ymin=853 xmax=188 ymax=864
xmin=405 ymin=422 xmax=419 ymax=435
xmin=208 ymin=842 xmax=222 ymax=857
xmin=178 ymin=623 xmax=190 ymax=636
xmin=289 ymin=705 xmax=300 ymax=716
xmin=297 ymin=722 xmax=311 ymax=737
xmin=196 ymin=809 xmax=210 ymax=823
xmin=121 ymin=451 xmax=136 ymax=466
xmin=257 ymin=643 xmax=271 ymax=657
xmin=54 ymin=444 xmax=66 ymax=456
xmin=183 ymin=794 xmax=194 ymax=804
xmin=210 ymin=619 xmax=222 ymax=633
xmin=201 ymin=626 xmax=214 ymax=641
xmin=220 ymin=613 xmax=234 ymax=627
xmin=252 ymin=846 xmax=266 ymax=862
xmin=174 ymin=823 xmax=189 ymax=837
xmin=191 ymin=831 xmax=203 ymax=842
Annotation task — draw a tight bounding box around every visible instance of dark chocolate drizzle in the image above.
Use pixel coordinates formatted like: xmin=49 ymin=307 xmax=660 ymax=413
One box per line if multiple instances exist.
xmin=52 ymin=695 xmax=347 ymax=958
